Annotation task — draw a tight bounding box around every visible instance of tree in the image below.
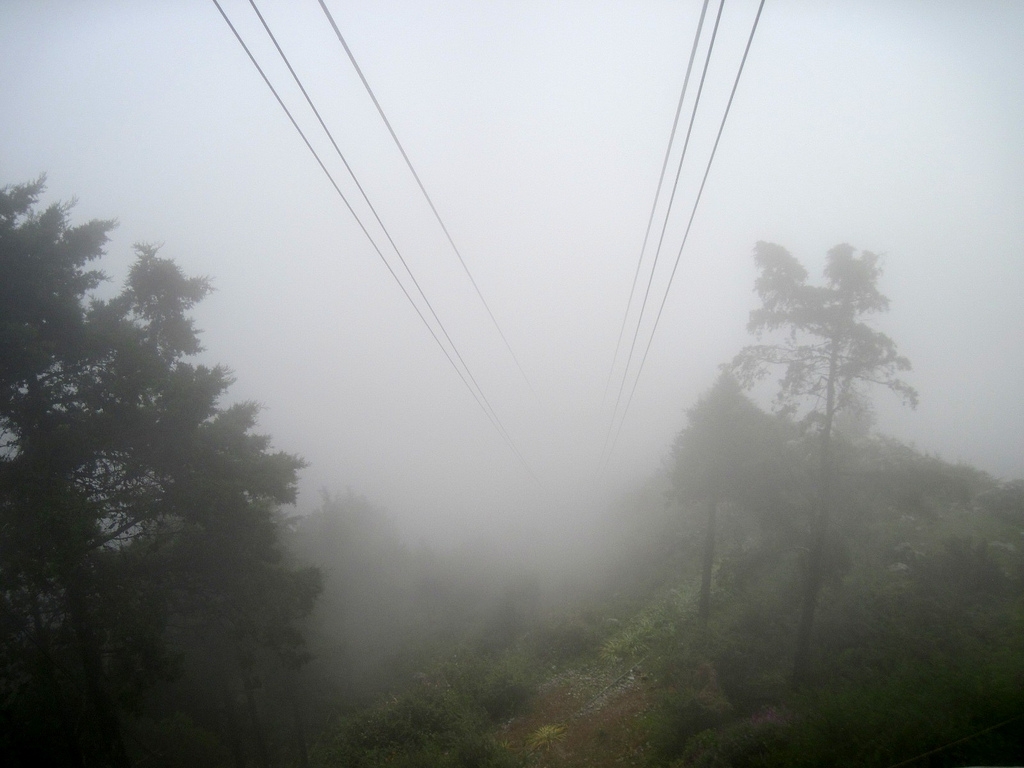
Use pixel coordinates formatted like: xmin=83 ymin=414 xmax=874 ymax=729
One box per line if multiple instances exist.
xmin=672 ymin=373 xmax=784 ymax=624
xmin=728 ymin=242 xmax=917 ymax=685
xmin=158 ymin=408 xmax=320 ymax=768
xmin=0 ymin=178 xmax=317 ymax=766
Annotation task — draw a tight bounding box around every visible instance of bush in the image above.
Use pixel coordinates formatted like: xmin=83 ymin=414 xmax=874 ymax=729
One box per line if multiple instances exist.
xmin=647 ymin=661 xmax=733 ymax=762
xmin=675 ymin=710 xmax=792 ymax=768
xmin=742 ymin=653 xmax=1024 ymax=768
xmin=446 ymin=652 xmax=535 ymax=722
xmin=312 ymin=658 xmax=532 ymax=768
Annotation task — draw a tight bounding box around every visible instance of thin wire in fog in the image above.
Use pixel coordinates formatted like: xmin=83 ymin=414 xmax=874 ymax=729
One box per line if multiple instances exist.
xmin=317 ymin=0 xmax=536 ymax=396
xmin=619 ymin=0 xmax=725 ymax=389
xmin=242 ymin=0 xmax=513 ymax=449
xmin=604 ymin=0 xmax=767 ymax=468
xmin=211 ymin=0 xmax=538 ymax=481
xmin=599 ymin=0 xmax=726 ymax=472
xmin=601 ymin=0 xmax=712 ymax=411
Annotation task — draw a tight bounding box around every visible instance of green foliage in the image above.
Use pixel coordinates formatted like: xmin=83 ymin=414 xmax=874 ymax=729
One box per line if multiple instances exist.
xmin=0 ymin=179 xmax=318 ymax=765
xmin=310 ymin=641 xmax=538 ymax=767
xmin=672 ymin=373 xmax=787 ymax=506
xmin=730 ymin=242 xmax=918 ymax=419
xmin=672 ymin=709 xmax=791 ymax=768
xmin=728 ymin=241 xmax=919 ymax=684
xmin=650 ymin=572 xmax=1024 ymax=767
xmin=445 ymin=651 xmax=536 ymax=722
xmin=648 ymin=690 xmax=732 ymax=762
xmin=671 ymin=373 xmax=799 ymax=624
xmin=646 ymin=598 xmax=793 ymax=763
xmin=763 ymin=656 xmax=1024 ymax=768
xmin=600 ymin=596 xmax=681 ymax=663
xmin=600 ymin=616 xmax=655 ymax=662
xmin=312 ymin=683 xmax=523 ymax=768
xmin=978 ymin=478 xmax=1024 ymax=525
xmin=645 ymin=428 xmax=1024 ymax=768
xmin=300 ymin=426 xmax=1021 ymax=768
xmin=293 ymin=492 xmax=544 ymax=707
xmin=525 ymin=723 xmax=565 ymax=752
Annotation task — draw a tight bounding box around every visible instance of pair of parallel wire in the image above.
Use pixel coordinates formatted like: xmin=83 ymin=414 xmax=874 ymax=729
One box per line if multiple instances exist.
xmin=211 ymin=0 xmax=538 ymax=481
xmin=214 ymin=0 xmax=765 ymax=480
xmin=598 ymin=0 xmax=766 ymax=472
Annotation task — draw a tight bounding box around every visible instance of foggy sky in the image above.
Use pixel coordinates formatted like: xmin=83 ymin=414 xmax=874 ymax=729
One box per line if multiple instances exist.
xmin=2 ymin=0 xmax=1022 ymax=546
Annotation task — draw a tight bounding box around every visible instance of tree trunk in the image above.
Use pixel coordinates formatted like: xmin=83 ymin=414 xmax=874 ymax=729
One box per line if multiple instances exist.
xmin=222 ymin=683 xmax=248 ymax=768
xmin=792 ymin=489 xmax=828 ymax=686
xmin=65 ymin=575 xmax=132 ymax=768
xmin=32 ymin=598 xmax=87 ymax=768
xmin=792 ymin=347 xmax=839 ymax=687
xmin=291 ymin=690 xmax=310 ymax=768
xmin=698 ymin=496 xmax=718 ymax=625
xmin=243 ymin=675 xmax=271 ymax=768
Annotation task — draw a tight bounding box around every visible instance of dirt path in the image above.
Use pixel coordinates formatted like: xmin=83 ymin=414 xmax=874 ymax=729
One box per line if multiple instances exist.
xmin=498 ymin=661 xmax=656 ymax=767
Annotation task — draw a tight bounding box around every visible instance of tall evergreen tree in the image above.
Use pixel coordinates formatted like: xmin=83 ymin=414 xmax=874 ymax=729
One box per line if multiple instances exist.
xmin=0 ymin=178 xmax=317 ymax=766
xmin=729 ymin=241 xmax=916 ymax=685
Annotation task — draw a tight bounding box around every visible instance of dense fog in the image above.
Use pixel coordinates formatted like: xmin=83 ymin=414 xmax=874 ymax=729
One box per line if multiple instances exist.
xmin=2 ymin=2 xmax=1023 ymax=766
xmin=3 ymin=1 xmax=1022 ymax=546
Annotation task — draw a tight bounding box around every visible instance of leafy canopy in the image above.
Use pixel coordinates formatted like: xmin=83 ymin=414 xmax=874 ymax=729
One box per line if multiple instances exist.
xmin=672 ymin=372 xmax=783 ymax=505
xmin=0 ymin=177 xmax=317 ymax=766
xmin=730 ymin=242 xmax=917 ymax=425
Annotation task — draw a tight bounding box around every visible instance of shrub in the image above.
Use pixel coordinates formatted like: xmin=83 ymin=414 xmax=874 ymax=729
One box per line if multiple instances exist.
xmin=525 ymin=723 xmax=566 ymax=752
xmin=674 ymin=711 xmax=792 ymax=768
xmin=647 ymin=662 xmax=733 ymax=762
xmin=754 ymin=654 xmax=1024 ymax=768
xmin=445 ymin=652 xmax=535 ymax=722
xmin=313 ymin=656 xmax=533 ymax=768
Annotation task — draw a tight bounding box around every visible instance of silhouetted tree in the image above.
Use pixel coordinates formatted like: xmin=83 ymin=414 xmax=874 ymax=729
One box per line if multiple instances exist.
xmin=0 ymin=178 xmax=317 ymax=766
xmin=728 ymin=242 xmax=916 ymax=685
xmin=672 ymin=373 xmax=785 ymax=624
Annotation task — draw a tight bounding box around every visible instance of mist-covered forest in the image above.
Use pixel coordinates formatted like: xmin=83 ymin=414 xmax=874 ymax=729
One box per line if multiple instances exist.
xmin=3 ymin=178 xmax=1022 ymax=767
xmin=3 ymin=2 xmax=1024 ymax=766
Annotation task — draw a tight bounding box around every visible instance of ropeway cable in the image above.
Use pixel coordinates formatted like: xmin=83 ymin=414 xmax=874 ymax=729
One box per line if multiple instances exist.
xmin=601 ymin=0 xmax=712 ymax=409
xmin=316 ymin=0 xmax=535 ymax=395
xmin=242 ymin=0 xmax=517 ymax=454
xmin=211 ymin=0 xmax=539 ymax=481
xmin=600 ymin=0 xmax=726 ymax=471
xmin=602 ymin=0 xmax=767 ymax=470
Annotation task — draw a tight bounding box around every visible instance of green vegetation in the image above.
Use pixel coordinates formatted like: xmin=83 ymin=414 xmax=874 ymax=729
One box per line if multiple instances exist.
xmin=0 ymin=179 xmax=318 ymax=767
xmin=311 ymin=650 xmax=536 ymax=768
xmin=301 ymin=425 xmax=1023 ymax=767
xmin=525 ymin=723 xmax=566 ymax=752
xmin=2 ymin=185 xmax=1021 ymax=766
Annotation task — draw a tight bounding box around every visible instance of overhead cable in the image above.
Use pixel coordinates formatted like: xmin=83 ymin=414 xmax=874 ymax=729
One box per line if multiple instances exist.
xmin=601 ymin=0 xmax=712 ymax=408
xmin=211 ymin=0 xmax=537 ymax=481
xmin=604 ymin=0 xmax=767 ymax=468
xmin=600 ymin=0 xmax=726 ymax=471
xmin=618 ymin=0 xmax=726 ymax=389
xmin=242 ymin=0 xmax=514 ymax=452
xmin=316 ymin=0 xmax=535 ymax=394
